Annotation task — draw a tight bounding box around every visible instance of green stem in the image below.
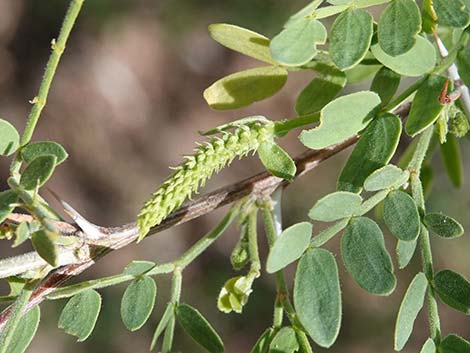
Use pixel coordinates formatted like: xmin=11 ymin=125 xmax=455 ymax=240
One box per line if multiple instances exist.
xmin=247 ymin=209 xmax=261 ymax=273
xmin=11 ymin=0 xmax=85 ymax=175
xmin=407 ymin=126 xmax=441 ymax=343
xmin=162 ymin=270 xmax=182 ymax=353
xmin=274 ymin=113 xmax=320 ymax=137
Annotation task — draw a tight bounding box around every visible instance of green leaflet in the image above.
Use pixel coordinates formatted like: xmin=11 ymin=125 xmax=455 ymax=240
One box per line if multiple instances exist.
xmin=309 ymin=191 xmax=362 ymax=222
xmin=270 ymin=18 xmax=327 ymax=66
xmin=441 ymin=334 xmax=470 ymax=353
xmin=377 ymin=0 xmax=421 ymax=56
xmin=394 ymin=273 xmax=428 ymax=351
xmin=269 ymin=327 xmax=299 ymax=353
xmin=31 ymin=230 xmax=58 ymax=267
xmin=294 ymin=248 xmax=341 ymax=348
xmin=457 ymin=47 xmax=470 ymax=86
xmin=420 ymin=338 xmax=436 ymax=353
xmin=337 ymin=113 xmax=402 ymax=193
xmin=284 ymin=0 xmax=323 ymax=28
xmin=405 ymin=75 xmax=447 ymax=137
xmin=364 ymin=165 xmax=409 ymax=192
xmin=329 ymin=8 xmax=373 ymax=70
xmin=434 ymin=269 xmax=470 ymax=314
xmin=345 ymin=63 xmax=382 ymax=84
xmin=8 ymin=306 xmax=40 ymax=353
xmin=150 ymin=302 xmax=174 ymax=351
xmin=440 ymin=134 xmax=463 ymax=188
xmin=121 ymin=276 xmax=157 ymax=331
xmin=0 ymin=119 xmax=19 ymax=156
xmin=208 ymin=24 xmax=273 ymax=64
xmin=370 ymin=67 xmax=401 ymax=106
xmin=383 ymin=190 xmax=421 ymax=241
xmin=14 ymin=222 xmax=31 ymax=248
xmin=424 ymin=213 xmax=464 ymax=238
xmin=300 ymin=91 xmax=381 ymax=150
xmin=295 ymin=64 xmax=346 ymax=115
xmin=176 ymin=304 xmax=224 ymax=353
xmin=250 ymin=328 xmax=274 ymax=353
xmin=396 ymin=239 xmax=418 ymax=269
xmin=0 ymin=190 xmax=18 ymax=223
xmin=422 ymin=0 xmax=438 ymax=33
xmin=138 ymin=121 xmax=274 ymax=239
xmin=266 ymin=222 xmax=312 ymax=273
xmin=433 ymin=0 xmax=470 ymax=28
xmin=258 ymin=140 xmax=296 ymax=181
xmin=341 ymin=217 xmax=396 ymax=295
xmin=20 ymin=155 xmax=57 ymax=190
xmin=21 ymin=141 xmax=68 ymax=165
xmin=371 ymin=36 xmax=436 ymax=77
xmin=58 ymin=289 xmax=102 ymax=342
xmin=203 ymin=66 xmax=288 ymax=110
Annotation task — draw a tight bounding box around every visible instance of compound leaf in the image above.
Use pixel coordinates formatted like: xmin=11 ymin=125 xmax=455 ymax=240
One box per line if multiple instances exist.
xmin=338 ymin=113 xmax=402 ymax=193
xmin=270 ymin=18 xmax=327 ymax=66
xmin=371 ymin=36 xmax=436 ymax=77
xmin=294 ymin=248 xmax=341 ymax=348
xmin=58 ymin=289 xmax=102 ymax=342
xmin=208 ymin=24 xmax=273 ymax=63
xmin=121 ymin=276 xmax=157 ymax=331
xmin=435 ymin=269 xmax=470 ymax=314
xmin=378 ymin=0 xmax=421 ymax=56
xmin=341 ymin=217 xmax=396 ymax=295
xmin=330 ymin=8 xmax=373 ymax=70
xmin=266 ymin=222 xmax=312 ymax=273
xmin=300 ymin=91 xmax=381 ymax=150
xmin=176 ymin=304 xmax=224 ymax=353
xmin=394 ymin=272 xmax=428 ymax=351
xmin=204 ymin=66 xmax=287 ymax=110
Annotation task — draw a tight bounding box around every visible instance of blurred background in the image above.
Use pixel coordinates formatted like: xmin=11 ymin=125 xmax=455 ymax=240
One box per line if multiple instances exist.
xmin=0 ymin=1 xmax=469 ymax=352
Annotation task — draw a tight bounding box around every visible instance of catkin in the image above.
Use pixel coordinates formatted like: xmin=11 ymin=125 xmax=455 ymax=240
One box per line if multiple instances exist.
xmin=137 ymin=122 xmax=274 ymax=239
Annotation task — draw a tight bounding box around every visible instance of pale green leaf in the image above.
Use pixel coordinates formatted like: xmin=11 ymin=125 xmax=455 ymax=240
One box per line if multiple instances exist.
xmin=58 ymin=289 xmax=102 ymax=342
xmin=266 ymin=222 xmax=312 ymax=273
xmin=300 ymin=91 xmax=381 ymax=150
xmin=21 ymin=141 xmax=68 ymax=165
xmin=370 ymin=67 xmax=401 ymax=106
xmin=269 ymin=327 xmax=299 ymax=353
xmin=285 ymin=0 xmax=323 ymax=28
xmin=295 ymin=64 xmax=346 ymax=115
xmin=204 ymin=66 xmax=287 ymax=110
xmin=405 ymin=75 xmax=447 ymax=136
xmin=434 ymin=0 xmax=470 ymax=28
xmin=441 ymin=334 xmax=470 ymax=353
xmin=176 ymin=304 xmax=224 ymax=353
xmin=123 ymin=260 xmax=156 ymax=276
xmin=337 ymin=113 xmax=402 ymax=193
xmin=341 ymin=217 xmax=396 ymax=295
xmin=424 ymin=213 xmax=464 ymax=239
xmin=384 ymin=190 xmax=421 ymax=241
xmin=13 ymin=221 xmax=30 ymax=248
xmin=420 ymin=338 xmax=436 ymax=353
xmin=378 ymin=0 xmax=421 ymax=56
xmin=0 ymin=119 xmax=19 ymax=156
xmin=309 ymin=191 xmax=362 ymax=222
xmin=371 ymin=36 xmax=437 ymax=77
xmin=31 ymin=230 xmax=57 ymax=267
xmin=330 ymin=8 xmax=373 ymax=70
xmin=394 ymin=273 xmax=428 ymax=351
xmin=396 ymin=239 xmax=418 ymax=269
xmin=20 ymin=155 xmax=57 ymax=190
xmin=8 ymin=306 xmax=40 ymax=353
xmin=0 ymin=190 xmax=18 ymax=223
xmin=208 ymin=24 xmax=273 ymax=64
xmin=364 ymin=165 xmax=409 ymax=192
xmin=435 ymin=269 xmax=470 ymax=314
xmin=121 ymin=276 xmax=157 ymax=331
xmin=345 ymin=64 xmax=381 ymax=84
xmin=294 ymin=248 xmax=341 ymax=348
xmin=270 ymin=18 xmax=327 ymax=66
xmin=258 ymin=141 xmax=296 ymax=181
